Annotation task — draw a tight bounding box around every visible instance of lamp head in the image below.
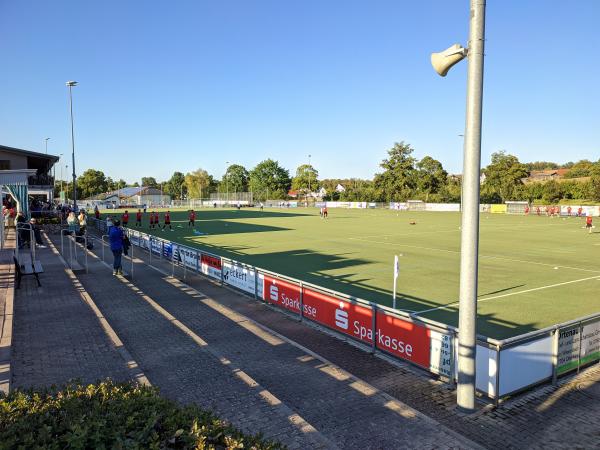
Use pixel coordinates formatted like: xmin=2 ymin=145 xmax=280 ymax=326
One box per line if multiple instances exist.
xmin=66 ymin=81 xmax=78 ymax=87
xmin=431 ymin=44 xmax=467 ymax=77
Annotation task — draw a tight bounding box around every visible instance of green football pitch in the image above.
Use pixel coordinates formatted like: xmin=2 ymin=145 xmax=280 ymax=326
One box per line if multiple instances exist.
xmin=101 ymin=207 xmax=600 ymax=339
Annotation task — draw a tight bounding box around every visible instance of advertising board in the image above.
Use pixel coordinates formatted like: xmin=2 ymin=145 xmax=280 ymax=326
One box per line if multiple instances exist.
xmin=262 ymin=275 xmax=304 ymax=315
xmin=222 ymin=260 xmax=256 ymax=295
xmin=557 ymin=326 xmax=581 ymax=374
xmin=581 ymin=321 xmax=600 ymax=365
xmin=200 ymin=253 xmax=222 ymax=280
xmin=302 ymin=287 xmax=373 ymax=345
xmin=173 ymin=245 xmax=199 ymax=270
xmin=375 ymin=311 xmax=431 ymax=369
xmin=151 ymin=238 xmax=163 ymax=256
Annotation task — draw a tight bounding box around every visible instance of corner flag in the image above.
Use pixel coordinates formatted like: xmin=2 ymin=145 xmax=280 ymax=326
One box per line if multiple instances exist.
xmin=393 ymin=255 xmax=399 ymax=309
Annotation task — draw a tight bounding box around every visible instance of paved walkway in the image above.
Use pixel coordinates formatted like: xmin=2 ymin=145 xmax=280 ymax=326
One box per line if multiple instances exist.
xmin=6 ymin=230 xmax=599 ymax=449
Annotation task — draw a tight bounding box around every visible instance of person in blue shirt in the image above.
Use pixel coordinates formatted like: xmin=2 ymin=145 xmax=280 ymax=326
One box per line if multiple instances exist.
xmin=108 ymin=220 xmax=124 ymax=275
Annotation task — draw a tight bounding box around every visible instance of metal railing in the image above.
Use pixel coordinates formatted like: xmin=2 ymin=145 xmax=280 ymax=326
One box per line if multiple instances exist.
xmin=85 ymin=216 xmax=600 ymax=402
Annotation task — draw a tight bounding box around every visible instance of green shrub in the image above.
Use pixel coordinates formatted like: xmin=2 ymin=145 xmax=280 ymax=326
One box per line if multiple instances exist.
xmin=0 ymin=380 xmax=284 ymax=450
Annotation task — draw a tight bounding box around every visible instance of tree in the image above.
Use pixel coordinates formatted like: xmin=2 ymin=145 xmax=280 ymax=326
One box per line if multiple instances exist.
xmin=222 ymin=164 xmax=249 ymax=193
xmin=249 ymin=159 xmax=291 ymax=201
xmin=564 ymin=159 xmax=594 ymax=178
xmin=185 ymin=169 xmax=213 ymax=199
xmin=77 ymin=169 xmax=108 ymax=198
xmin=482 ymin=151 xmax=528 ymax=202
xmin=141 ymin=177 xmax=159 ymax=189
xmin=291 ymin=164 xmax=319 ymax=192
xmin=165 ymin=172 xmax=186 ymax=200
xmin=415 ymin=156 xmax=447 ymax=201
xmin=373 ymin=142 xmax=417 ymax=201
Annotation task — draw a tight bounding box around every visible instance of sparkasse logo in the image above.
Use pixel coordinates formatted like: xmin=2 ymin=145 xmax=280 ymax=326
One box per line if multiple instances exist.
xmin=335 ymin=302 xmax=348 ymax=330
xmin=269 ymin=284 xmax=279 ymax=302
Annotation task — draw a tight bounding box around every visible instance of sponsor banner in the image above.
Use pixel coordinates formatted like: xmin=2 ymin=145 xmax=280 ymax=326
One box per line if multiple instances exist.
xmin=150 ymin=238 xmax=163 ymax=256
xmin=129 ymin=231 xmax=140 ymax=247
xmin=302 ymin=288 xmax=373 ymax=344
xmin=557 ymin=325 xmax=580 ymax=374
xmin=139 ymin=234 xmax=150 ymax=250
xmin=200 ymin=253 xmax=222 ymax=280
xmin=581 ymin=321 xmax=600 ymax=365
xmin=425 ymin=203 xmax=460 ymax=212
xmin=349 ymin=202 xmax=367 ymax=208
xmin=173 ymin=245 xmax=199 ymax=270
xmin=262 ymin=275 xmax=304 ymax=316
xmin=376 ymin=311 xmax=431 ymax=369
xmin=368 ymin=203 xmax=377 ymax=208
xmin=222 ymin=260 xmax=256 ymax=295
xmin=559 ymin=205 xmax=600 ymax=217
xmin=315 ymin=202 xmax=326 ymax=208
xmin=429 ymin=329 xmax=453 ymax=377
xmin=163 ymin=241 xmax=172 ymax=259
xmin=490 ymin=204 xmax=507 ymax=214
xmin=390 ymin=202 xmax=408 ymax=210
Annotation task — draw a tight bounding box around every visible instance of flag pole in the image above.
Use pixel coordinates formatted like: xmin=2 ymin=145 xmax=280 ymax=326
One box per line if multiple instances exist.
xmin=393 ymin=255 xmax=399 ymax=309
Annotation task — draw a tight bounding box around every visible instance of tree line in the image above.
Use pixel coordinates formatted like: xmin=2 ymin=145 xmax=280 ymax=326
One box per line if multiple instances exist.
xmin=61 ymin=142 xmax=600 ymax=203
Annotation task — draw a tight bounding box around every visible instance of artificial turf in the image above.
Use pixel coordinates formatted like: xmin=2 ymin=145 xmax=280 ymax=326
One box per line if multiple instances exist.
xmin=101 ymin=207 xmax=600 ymax=339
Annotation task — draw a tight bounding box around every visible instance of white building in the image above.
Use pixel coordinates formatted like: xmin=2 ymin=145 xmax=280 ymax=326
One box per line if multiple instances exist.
xmin=84 ymin=186 xmax=171 ymax=209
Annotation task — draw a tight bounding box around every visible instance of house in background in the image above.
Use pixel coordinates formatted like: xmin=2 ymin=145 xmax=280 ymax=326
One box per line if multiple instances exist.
xmin=83 ymin=186 xmax=170 ymax=209
xmin=523 ymin=169 xmax=570 ymax=184
xmin=0 ymin=144 xmax=59 ymax=202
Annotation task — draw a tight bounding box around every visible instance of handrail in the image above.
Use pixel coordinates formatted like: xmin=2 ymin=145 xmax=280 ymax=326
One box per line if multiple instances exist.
xmin=66 ymin=232 xmax=89 ymax=273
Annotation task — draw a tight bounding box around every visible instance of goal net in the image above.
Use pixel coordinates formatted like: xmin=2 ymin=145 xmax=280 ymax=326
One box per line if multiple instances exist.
xmin=407 ymin=200 xmax=426 ymax=211
xmin=505 ymin=201 xmax=530 ymax=215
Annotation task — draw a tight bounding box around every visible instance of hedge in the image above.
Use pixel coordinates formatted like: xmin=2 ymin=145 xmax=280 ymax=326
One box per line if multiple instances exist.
xmin=0 ymin=380 xmax=284 ymax=450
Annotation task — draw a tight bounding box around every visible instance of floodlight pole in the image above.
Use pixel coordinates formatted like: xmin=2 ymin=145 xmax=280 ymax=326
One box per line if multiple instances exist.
xmin=457 ymin=0 xmax=486 ymax=412
xmin=66 ymin=81 xmax=78 ymax=211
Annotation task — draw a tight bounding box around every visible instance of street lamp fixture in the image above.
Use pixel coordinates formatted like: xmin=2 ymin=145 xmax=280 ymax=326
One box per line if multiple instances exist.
xmin=431 ymin=0 xmax=487 ymax=412
xmin=66 ymin=80 xmax=78 ymax=210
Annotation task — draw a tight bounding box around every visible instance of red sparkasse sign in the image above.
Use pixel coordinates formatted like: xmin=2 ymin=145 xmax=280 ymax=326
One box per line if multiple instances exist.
xmin=262 ymin=275 xmax=307 ymax=315
xmin=302 ymin=288 xmax=373 ymax=344
xmin=375 ymin=310 xmax=430 ymax=368
xmin=201 ymin=254 xmax=221 ymax=270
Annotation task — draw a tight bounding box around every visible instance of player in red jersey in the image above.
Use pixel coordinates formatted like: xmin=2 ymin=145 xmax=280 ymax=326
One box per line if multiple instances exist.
xmin=536 ymin=206 xmax=541 ymax=216
xmin=149 ymin=211 xmax=156 ymax=229
xmin=524 ymin=205 xmax=530 ymax=215
xmin=188 ymin=209 xmax=196 ymax=227
xmin=122 ymin=210 xmax=129 ymax=227
xmin=135 ymin=209 xmax=142 ymax=227
xmin=567 ymin=206 xmax=572 ymax=217
xmin=578 ymin=207 xmax=583 ymax=217
xmin=586 ymin=215 xmax=593 ymax=233
xmin=162 ymin=211 xmax=172 ymax=231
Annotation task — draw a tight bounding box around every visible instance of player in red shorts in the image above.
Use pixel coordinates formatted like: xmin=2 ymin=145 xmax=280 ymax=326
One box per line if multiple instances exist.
xmin=149 ymin=211 xmax=156 ymax=229
xmin=524 ymin=205 xmax=530 ymax=215
xmin=188 ymin=209 xmax=196 ymax=227
xmin=135 ymin=209 xmax=142 ymax=227
xmin=586 ymin=215 xmax=593 ymax=234
xmin=536 ymin=206 xmax=541 ymax=216
xmin=567 ymin=206 xmax=572 ymax=217
xmin=162 ymin=210 xmax=172 ymax=231
xmin=122 ymin=210 xmax=129 ymax=227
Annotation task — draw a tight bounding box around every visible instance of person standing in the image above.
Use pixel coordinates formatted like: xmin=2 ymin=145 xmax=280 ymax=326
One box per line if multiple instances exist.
xmin=122 ymin=210 xmax=130 ymax=227
xmin=67 ymin=211 xmax=79 ymax=234
xmin=162 ymin=210 xmax=172 ymax=231
xmin=94 ymin=205 xmax=100 ymax=220
xmin=78 ymin=209 xmax=87 ymax=234
xmin=135 ymin=209 xmax=143 ymax=227
xmin=109 ymin=220 xmax=124 ymax=275
xmin=188 ymin=209 xmax=196 ymax=227
xmin=586 ymin=215 xmax=593 ymax=234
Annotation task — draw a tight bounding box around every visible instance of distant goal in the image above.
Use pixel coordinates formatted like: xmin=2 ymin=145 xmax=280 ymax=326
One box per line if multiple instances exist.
xmin=505 ymin=201 xmax=530 ymax=215
xmin=406 ymin=200 xmax=426 ymax=211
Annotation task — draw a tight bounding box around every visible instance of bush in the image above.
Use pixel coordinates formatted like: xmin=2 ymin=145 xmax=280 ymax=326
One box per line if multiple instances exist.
xmin=0 ymin=380 xmax=284 ymax=450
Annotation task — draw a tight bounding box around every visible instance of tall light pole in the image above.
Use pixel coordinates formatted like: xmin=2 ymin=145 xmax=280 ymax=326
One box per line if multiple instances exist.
xmin=307 ymin=154 xmax=312 ymax=205
xmin=44 ymin=137 xmax=50 ymax=154
xmin=66 ymin=81 xmax=78 ymax=210
xmin=64 ymin=164 xmax=68 ymax=202
xmin=225 ymin=161 xmax=230 ymax=206
xmin=431 ymin=0 xmax=487 ymax=412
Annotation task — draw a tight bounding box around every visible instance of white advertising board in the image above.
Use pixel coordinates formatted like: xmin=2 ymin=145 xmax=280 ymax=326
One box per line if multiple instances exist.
xmin=200 ymin=253 xmax=222 ymax=281
xmin=222 ymin=260 xmax=256 ymax=295
xmin=172 ymin=244 xmax=199 ymax=270
xmin=429 ymin=330 xmax=453 ymax=377
xmin=581 ymin=321 xmax=600 ymax=365
xmin=498 ymin=335 xmax=553 ymax=396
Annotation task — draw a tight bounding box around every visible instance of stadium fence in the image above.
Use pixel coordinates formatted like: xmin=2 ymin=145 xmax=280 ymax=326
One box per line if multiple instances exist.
xmin=87 ymin=217 xmax=600 ymax=404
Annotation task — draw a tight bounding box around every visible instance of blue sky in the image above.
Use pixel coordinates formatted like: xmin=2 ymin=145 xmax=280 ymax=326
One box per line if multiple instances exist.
xmin=1 ymin=0 xmax=598 ymax=183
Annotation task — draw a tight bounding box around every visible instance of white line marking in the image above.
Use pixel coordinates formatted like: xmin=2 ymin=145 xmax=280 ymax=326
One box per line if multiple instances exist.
xmin=347 ymin=237 xmax=600 ymax=274
xmin=414 ymin=275 xmax=600 ymax=315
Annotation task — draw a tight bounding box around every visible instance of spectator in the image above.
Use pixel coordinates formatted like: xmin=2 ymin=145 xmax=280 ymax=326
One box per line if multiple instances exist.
xmin=109 ymin=219 xmax=124 ymax=275
xmin=78 ymin=210 xmax=87 ymax=234
xmin=67 ymin=211 xmax=79 ymax=234
xmin=29 ymin=218 xmax=46 ymax=248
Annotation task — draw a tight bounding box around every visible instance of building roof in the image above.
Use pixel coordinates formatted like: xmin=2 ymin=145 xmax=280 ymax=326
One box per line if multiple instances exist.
xmin=0 ymin=144 xmax=60 ymax=163
xmin=85 ymin=186 xmax=166 ymax=201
